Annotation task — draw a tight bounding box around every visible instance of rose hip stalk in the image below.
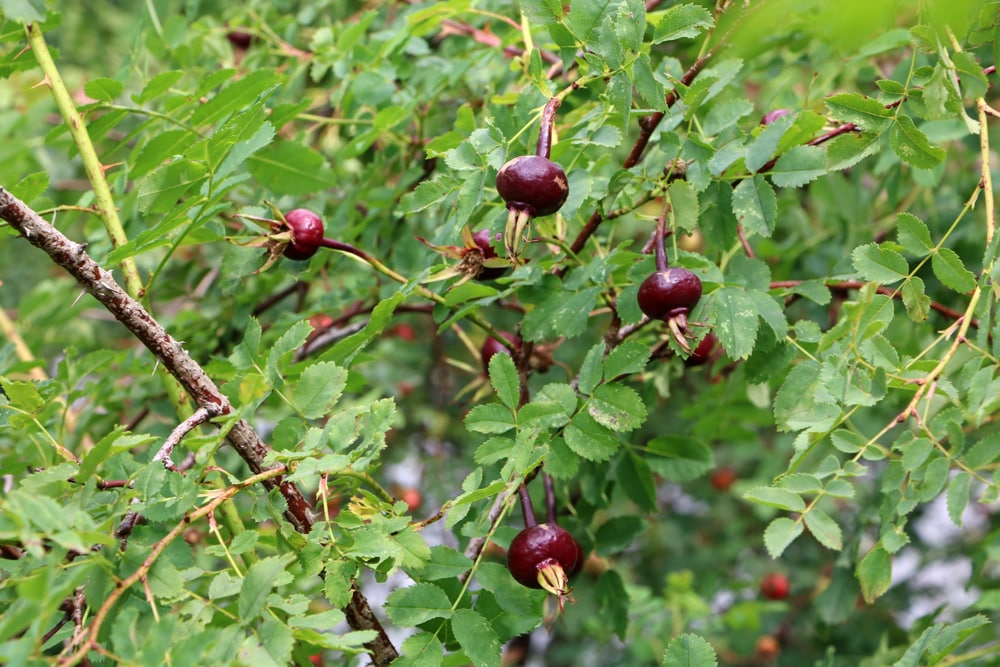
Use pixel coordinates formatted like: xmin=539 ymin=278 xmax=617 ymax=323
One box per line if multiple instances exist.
xmin=637 ymin=215 xmax=705 ymax=353
xmin=496 ymin=97 xmax=569 ymax=261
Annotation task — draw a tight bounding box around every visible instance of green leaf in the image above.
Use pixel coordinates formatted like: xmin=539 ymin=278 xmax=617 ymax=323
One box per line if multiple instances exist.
xmin=451 ymin=609 xmax=501 ymax=667
xmin=564 ymin=412 xmax=621 ymax=461
xmin=394 ymin=632 xmax=445 ymax=667
xmin=769 ymin=145 xmax=826 ymax=187
xmin=889 ymin=114 xmax=947 ymax=168
xmin=743 ymin=486 xmax=806 ymax=512
xmin=804 ymin=508 xmax=843 ymax=550
xmin=522 ymin=286 xmax=602 ymax=342
xmin=745 ymin=111 xmax=793 ymax=173
xmin=134 ymin=70 xmax=184 ymax=104
xmin=266 ymin=320 xmax=314 ymax=385
xmin=603 ymin=340 xmax=651 ymax=380
xmin=247 ymin=139 xmax=337 ymax=195
xmin=648 ymin=4 xmax=714 ymax=43
xmin=464 ymin=404 xmax=515 ymax=434
xmin=931 ymin=247 xmax=977 ymax=293
xmin=0 ymin=0 xmax=46 ymax=22
xmin=588 ymin=384 xmax=646 ymax=432
xmin=669 ymin=180 xmax=700 ymax=234
xmin=946 ymin=473 xmax=972 ymax=526
xmin=662 ymin=633 xmax=718 ymax=667
xmin=763 ymin=517 xmax=804 ymax=558
xmin=384 ymin=583 xmax=453 ymax=626
xmin=190 ymin=69 xmax=279 ymax=127
xmin=239 ymin=555 xmax=293 ymax=622
xmin=594 ymin=515 xmax=647 ymax=555
xmin=825 ymin=131 xmax=882 ymax=171
xmin=577 ymin=341 xmax=606 ymax=395
xmin=292 ymin=361 xmax=347 ymax=419
xmin=644 ymin=434 xmax=714 ymax=481
xmin=707 ymin=286 xmax=759 ymax=360
xmin=825 ymin=93 xmax=893 ymax=132
xmin=901 ymin=277 xmax=930 ymax=321
xmin=732 ymin=175 xmax=777 ymax=238
xmin=857 ymin=544 xmax=893 ymax=603
xmin=617 ymin=452 xmax=658 ymax=513
xmin=896 ymin=212 xmax=934 ymax=256
xmin=488 ymin=351 xmax=520 ymax=411
xmin=596 ymin=570 xmax=630 ymax=640
xmin=84 ymin=77 xmax=123 ymax=102
xmin=852 ymin=243 xmax=909 ymax=284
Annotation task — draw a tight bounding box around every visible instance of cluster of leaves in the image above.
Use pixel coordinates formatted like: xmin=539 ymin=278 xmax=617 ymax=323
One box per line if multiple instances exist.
xmin=2 ymin=0 xmax=1000 ymax=666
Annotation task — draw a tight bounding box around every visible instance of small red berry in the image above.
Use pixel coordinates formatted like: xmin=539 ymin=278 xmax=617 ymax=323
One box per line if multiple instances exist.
xmin=496 ymin=155 xmax=569 ymax=217
xmin=399 ymin=488 xmax=422 ymax=513
xmin=637 ymin=268 xmax=702 ymax=320
xmin=710 ymin=466 xmax=737 ymax=492
xmin=282 ymin=208 xmax=324 ymax=261
xmin=506 ymin=523 xmax=582 ymax=595
xmin=760 ymin=572 xmax=790 ymax=600
xmin=685 ymin=332 xmax=719 ymax=366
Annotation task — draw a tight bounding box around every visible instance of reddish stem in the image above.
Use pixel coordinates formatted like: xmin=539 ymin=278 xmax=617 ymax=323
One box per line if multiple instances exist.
xmin=536 ymin=97 xmax=561 ymax=159
xmin=320 ymin=236 xmax=374 ymax=262
xmin=544 ymin=473 xmax=557 ymax=525
xmin=519 ymin=482 xmax=538 ymax=528
xmin=654 ymin=216 xmax=668 ymax=272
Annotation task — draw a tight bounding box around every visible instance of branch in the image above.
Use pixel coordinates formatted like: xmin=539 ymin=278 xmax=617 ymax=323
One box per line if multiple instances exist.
xmin=0 ymin=187 xmax=399 ymax=665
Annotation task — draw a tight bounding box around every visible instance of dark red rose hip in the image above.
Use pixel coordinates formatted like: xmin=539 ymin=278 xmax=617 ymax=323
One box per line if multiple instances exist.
xmin=506 ymin=523 xmax=582 ymax=594
xmin=282 ymin=208 xmax=324 ymax=261
xmin=496 ymin=155 xmax=568 ymax=217
xmin=637 ymin=267 xmax=702 ymax=320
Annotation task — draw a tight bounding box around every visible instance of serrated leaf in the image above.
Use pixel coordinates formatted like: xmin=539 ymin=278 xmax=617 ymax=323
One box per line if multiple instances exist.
xmin=292 ymin=361 xmax=347 ymax=419
xmin=732 ymin=175 xmax=777 ymax=237
xmin=769 ymin=145 xmax=826 ymax=187
xmin=577 ymin=341 xmax=606 ymax=395
xmin=596 ymin=570 xmax=630 ymax=640
xmin=603 ymin=340 xmax=651 ymax=380
xmin=644 ymin=434 xmax=714 ymax=481
xmin=746 ymin=112 xmax=794 ymax=174
xmin=901 ymin=277 xmax=930 ymax=321
xmin=564 ymin=412 xmax=621 ymax=461
xmin=931 ymin=247 xmax=977 ymax=294
xmin=804 ymin=508 xmax=843 ymax=550
xmin=588 ymin=384 xmax=646 ymax=432
xmin=662 ymin=633 xmax=718 ymax=667
xmin=239 ymin=555 xmax=293 ymax=622
xmin=648 ymin=3 xmax=714 ymax=43
xmin=84 ymin=77 xmax=123 ymax=102
xmin=266 ymin=320 xmax=314 ymax=385
xmin=464 ymin=404 xmax=515 ymax=434
xmin=451 ymin=609 xmax=501 ymax=667
xmin=616 ymin=452 xmax=658 ymax=513
xmin=743 ymin=486 xmax=806 ymax=512
xmin=384 ymin=583 xmax=453 ymax=626
xmin=857 ymin=544 xmax=892 ymax=603
xmin=825 ymin=93 xmax=893 ymax=132
xmin=946 ymin=473 xmax=972 ymax=526
xmin=190 ymin=69 xmax=279 ymax=127
xmin=889 ymin=114 xmax=947 ymax=168
xmin=707 ymin=286 xmax=759 ymax=359
xmin=825 ymin=131 xmax=882 ymax=171
xmin=852 ymin=243 xmax=909 ymax=284
xmin=764 ymin=517 xmax=804 ymax=557
xmin=0 ymin=0 xmax=46 ymax=22
xmin=669 ymin=180 xmax=700 ymax=234
xmin=488 ymin=351 xmax=520 ymax=411
xmin=248 ymin=139 xmax=337 ymax=195
xmin=394 ymin=632 xmax=444 ymax=667
xmin=897 ymin=212 xmax=934 ymax=256
xmin=522 ymin=287 xmax=601 ymax=342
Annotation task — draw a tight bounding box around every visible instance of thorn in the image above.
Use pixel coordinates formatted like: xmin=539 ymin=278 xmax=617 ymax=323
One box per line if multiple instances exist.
xmin=31 ymin=74 xmax=52 ymax=89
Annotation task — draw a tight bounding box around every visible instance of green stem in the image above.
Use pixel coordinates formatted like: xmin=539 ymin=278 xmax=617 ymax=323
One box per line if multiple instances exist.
xmin=25 ymin=23 xmax=144 ymax=299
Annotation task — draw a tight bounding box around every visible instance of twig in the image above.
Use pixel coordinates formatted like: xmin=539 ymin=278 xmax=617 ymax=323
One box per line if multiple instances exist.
xmin=0 ymin=188 xmax=399 ymax=666
xmin=152 ymin=407 xmax=211 ymax=470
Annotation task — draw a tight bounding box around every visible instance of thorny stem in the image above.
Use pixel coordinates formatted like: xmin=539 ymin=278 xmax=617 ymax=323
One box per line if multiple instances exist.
xmin=24 ymin=23 xmax=143 ymax=300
